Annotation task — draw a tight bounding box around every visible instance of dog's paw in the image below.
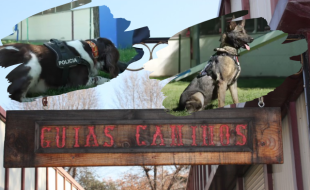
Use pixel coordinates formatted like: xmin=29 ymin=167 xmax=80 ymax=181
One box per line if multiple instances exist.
xmin=96 ymin=76 xmax=110 ymax=85
xmin=21 ymin=96 xmax=41 ymax=102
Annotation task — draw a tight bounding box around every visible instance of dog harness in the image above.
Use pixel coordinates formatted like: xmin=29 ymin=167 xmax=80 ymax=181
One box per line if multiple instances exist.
xmin=197 ymin=46 xmax=241 ymax=84
xmin=44 ymin=39 xmax=93 ymax=85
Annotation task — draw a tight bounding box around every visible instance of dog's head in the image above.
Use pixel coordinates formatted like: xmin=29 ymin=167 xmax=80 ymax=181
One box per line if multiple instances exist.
xmin=185 ymin=92 xmax=205 ymax=113
xmin=92 ymin=38 xmax=120 ymax=78
xmin=222 ymin=16 xmax=254 ymax=50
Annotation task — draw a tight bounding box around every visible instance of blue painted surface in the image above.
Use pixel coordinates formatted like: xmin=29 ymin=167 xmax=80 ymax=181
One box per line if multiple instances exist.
xmin=99 ymin=6 xmax=117 ymax=46
xmin=116 ymin=17 xmax=133 ymax=48
xmin=99 ymin=6 xmax=134 ymax=48
xmin=10 ymin=24 xmax=19 ymax=41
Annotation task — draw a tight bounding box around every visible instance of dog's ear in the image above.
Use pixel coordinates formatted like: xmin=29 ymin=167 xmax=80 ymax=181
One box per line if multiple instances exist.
xmin=229 ymin=15 xmax=237 ymax=31
xmin=104 ymin=45 xmax=120 ymax=78
xmin=240 ymin=19 xmax=246 ymax=27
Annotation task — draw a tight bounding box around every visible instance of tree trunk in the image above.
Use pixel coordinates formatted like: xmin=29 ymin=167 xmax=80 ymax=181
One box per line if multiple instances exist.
xmin=93 ymin=7 xmax=100 ymax=38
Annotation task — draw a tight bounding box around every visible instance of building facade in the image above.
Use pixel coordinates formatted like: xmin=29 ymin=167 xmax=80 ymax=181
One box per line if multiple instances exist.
xmin=186 ymin=0 xmax=310 ymax=189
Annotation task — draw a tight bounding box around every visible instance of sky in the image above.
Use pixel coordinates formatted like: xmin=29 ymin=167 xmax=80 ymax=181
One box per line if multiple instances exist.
xmin=0 ymin=0 xmax=220 ymax=180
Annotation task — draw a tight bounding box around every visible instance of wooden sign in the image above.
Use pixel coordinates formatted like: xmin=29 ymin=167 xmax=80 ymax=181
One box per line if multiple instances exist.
xmin=4 ymin=108 xmax=283 ymax=167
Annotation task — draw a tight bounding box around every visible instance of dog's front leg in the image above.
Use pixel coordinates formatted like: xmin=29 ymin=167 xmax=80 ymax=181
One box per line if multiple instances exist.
xmin=229 ymin=82 xmax=239 ymax=104
xmin=218 ymin=80 xmax=227 ymax=108
xmin=86 ymin=76 xmax=110 ymax=86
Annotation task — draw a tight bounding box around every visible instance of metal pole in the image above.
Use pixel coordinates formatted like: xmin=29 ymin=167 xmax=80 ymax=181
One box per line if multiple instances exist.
xmin=90 ymin=8 xmax=92 ymax=39
xmin=21 ymin=21 xmax=22 ymax=41
xmin=179 ymin=34 xmax=181 ymax=73
xmin=192 ymin=24 xmax=200 ymax=66
xmin=253 ymin=18 xmax=258 ymax=33
xmin=71 ymin=1 xmax=74 ymax=40
xmin=26 ymin=18 xmax=29 ymax=42
xmin=221 ymin=15 xmax=226 ymax=34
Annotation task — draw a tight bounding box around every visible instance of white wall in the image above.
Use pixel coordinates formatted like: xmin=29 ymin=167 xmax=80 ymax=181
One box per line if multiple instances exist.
xmin=0 ymin=120 xmax=5 ymax=190
xmin=250 ymin=0 xmax=272 ymax=24
xmin=273 ymin=116 xmax=297 ymax=190
xmin=27 ymin=11 xmax=72 ymax=41
xmin=295 ymin=92 xmax=310 ymax=190
xmin=231 ymin=0 xmax=243 ymax=20
xmin=3 ymin=8 xmax=93 ymax=41
xmin=146 ymin=37 xmax=191 ymax=77
xmin=57 ymin=173 xmax=64 ymax=190
xmin=74 ymin=8 xmax=94 ymax=40
xmin=49 ymin=167 xmax=56 ymax=190
xmin=38 ymin=167 xmax=47 ymax=190
xmin=9 ymin=168 xmax=21 ymax=189
xmin=25 ymin=168 xmax=35 ymax=190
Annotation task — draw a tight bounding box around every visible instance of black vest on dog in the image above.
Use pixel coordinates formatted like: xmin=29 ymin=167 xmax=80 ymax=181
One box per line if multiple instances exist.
xmin=44 ymin=39 xmax=91 ymax=85
xmin=197 ymin=52 xmax=240 ymax=84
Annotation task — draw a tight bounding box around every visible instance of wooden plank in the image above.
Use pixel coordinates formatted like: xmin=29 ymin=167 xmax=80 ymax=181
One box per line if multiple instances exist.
xmin=4 ymin=108 xmax=283 ymax=167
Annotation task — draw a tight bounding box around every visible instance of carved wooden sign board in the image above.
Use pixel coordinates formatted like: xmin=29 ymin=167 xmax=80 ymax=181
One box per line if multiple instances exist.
xmin=4 ymin=108 xmax=283 ymax=167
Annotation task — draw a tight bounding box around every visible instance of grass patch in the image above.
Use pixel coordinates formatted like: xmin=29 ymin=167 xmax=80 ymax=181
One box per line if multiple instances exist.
xmin=118 ymin=47 xmax=137 ymax=63
xmin=1 ymin=40 xmax=44 ymax=45
xmin=162 ymin=77 xmax=285 ymax=116
xmin=2 ymin=40 xmax=137 ymax=63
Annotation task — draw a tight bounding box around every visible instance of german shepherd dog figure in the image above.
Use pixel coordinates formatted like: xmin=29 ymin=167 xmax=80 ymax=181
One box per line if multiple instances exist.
xmin=177 ymin=18 xmax=254 ymax=112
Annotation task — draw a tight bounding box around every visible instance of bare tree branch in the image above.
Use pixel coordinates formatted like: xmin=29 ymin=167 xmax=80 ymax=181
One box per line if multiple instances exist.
xmin=166 ymin=166 xmax=185 ymax=190
xmin=143 ymin=166 xmax=155 ymax=190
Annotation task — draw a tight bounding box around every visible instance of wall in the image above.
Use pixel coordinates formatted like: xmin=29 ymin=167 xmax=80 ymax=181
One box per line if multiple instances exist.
xmin=229 ymin=0 xmax=273 ymax=24
xmin=250 ymin=0 xmax=272 ymax=24
xmin=295 ymin=92 xmax=310 ymax=190
xmin=231 ymin=0 xmax=243 ymax=20
xmin=272 ymin=115 xmax=297 ymax=190
xmin=147 ymin=37 xmax=191 ymax=77
xmin=22 ymin=11 xmax=71 ymax=41
xmin=3 ymin=8 xmax=93 ymax=42
xmin=74 ymin=8 xmax=94 ymax=40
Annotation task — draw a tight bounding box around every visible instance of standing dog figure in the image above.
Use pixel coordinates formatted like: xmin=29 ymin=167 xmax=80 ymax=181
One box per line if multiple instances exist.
xmin=0 ymin=38 xmax=119 ymax=102
xmin=177 ymin=18 xmax=254 ymax=112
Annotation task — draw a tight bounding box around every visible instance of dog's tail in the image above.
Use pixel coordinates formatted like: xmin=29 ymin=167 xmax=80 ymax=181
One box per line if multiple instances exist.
xmin=0 ymin=45 xmax=28 ymax=68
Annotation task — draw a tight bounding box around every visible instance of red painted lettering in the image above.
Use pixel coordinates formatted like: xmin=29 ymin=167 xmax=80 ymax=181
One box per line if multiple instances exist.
xmin=236 ymin=124 xmax=247 ymax=145
xmin=41 ymin=127 xmax=51 ymax=148
xmin=74 ymin=127 xmax=80 ymax=147
xmin=103 ymin=126 xmax=115 ymax=147
xmin=136 ymin=125 xmax=147 ymax=146
xmin=151 ymin=126 xmax=165 ymax=146
xmin=84 ymin=126 xmax=99 ymax=147
xmin=170 ymin=125 xmax=184 ymax=146
xmin=191 ymin=126 xmax=197 ymax=146
xmin=56 ymin=127 xmax=66 ymax=148
xmin=209 ymin=126 xmax=215 ymax=145
xmin=220 ymin=125 xmax=230 ymax=145
xmin=201 ymin=125 xmax=208 ymax=146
